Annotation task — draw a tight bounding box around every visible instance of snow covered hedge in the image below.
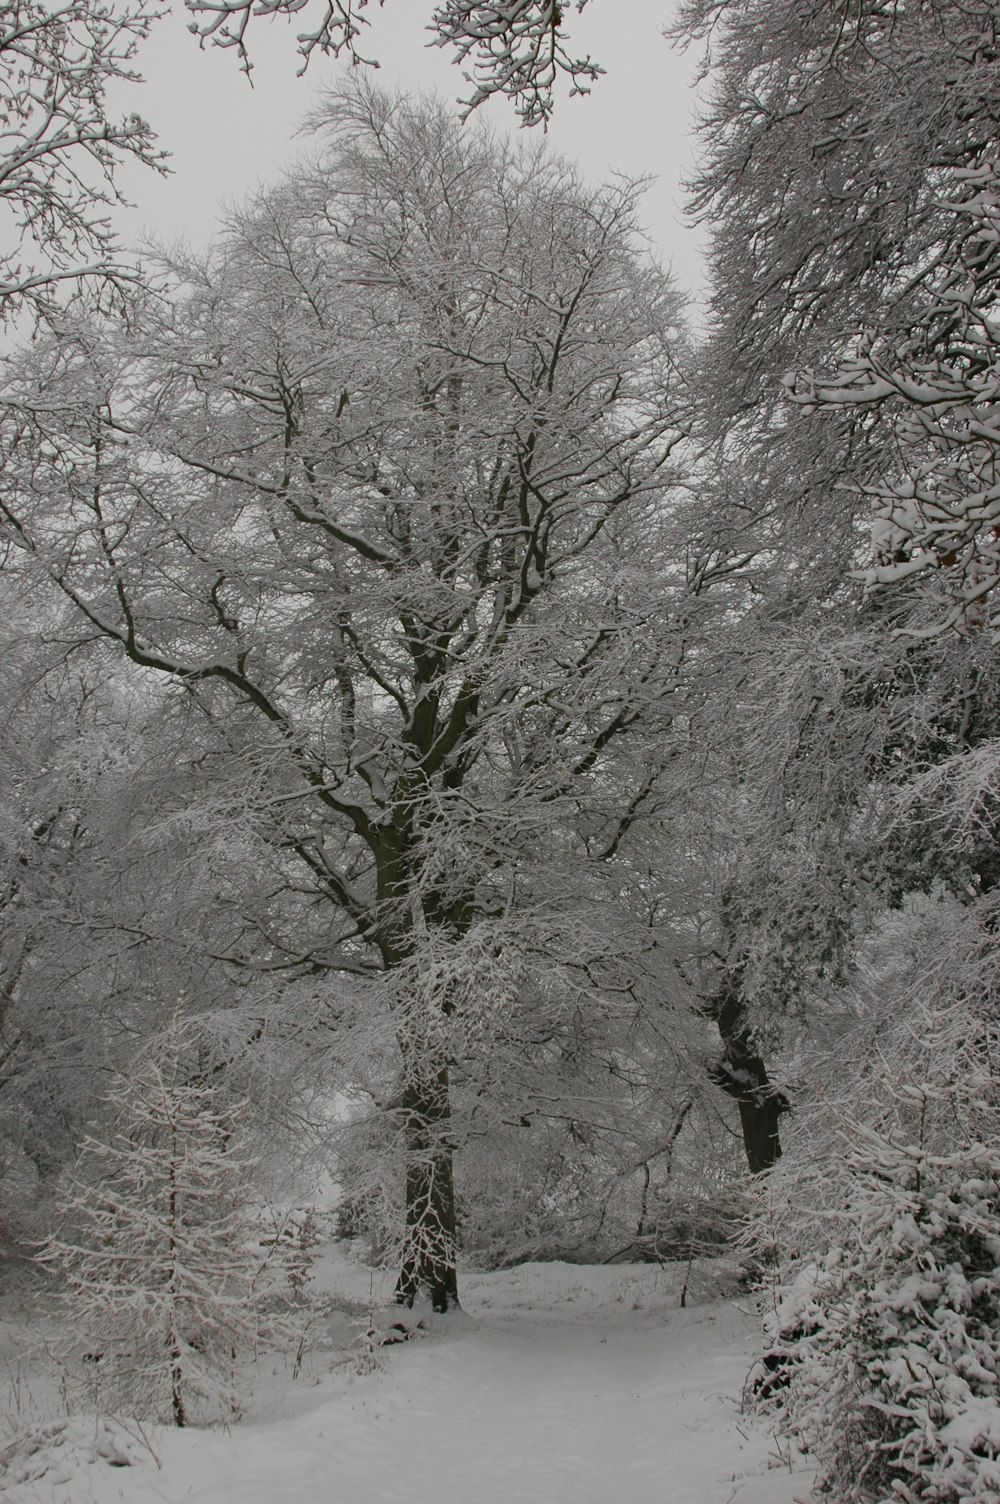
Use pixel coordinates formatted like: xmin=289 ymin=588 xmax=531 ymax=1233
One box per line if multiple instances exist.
xmin=759 ymin=1131 xmax=1000 ymax=1501
xmin=749 ymin=902 xmax=1000 ymax=1502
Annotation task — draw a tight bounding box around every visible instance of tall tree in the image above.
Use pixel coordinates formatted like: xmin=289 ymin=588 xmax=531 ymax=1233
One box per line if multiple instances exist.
xmin=653 ymin=2 xmax=1000 ymax=1177
xmin=0 ymin=82 xmax=688 ymax=1308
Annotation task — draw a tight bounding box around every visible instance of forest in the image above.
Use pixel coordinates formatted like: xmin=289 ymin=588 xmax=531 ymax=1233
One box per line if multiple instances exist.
xmin=1 ymin=4 xmax=999 ymax=1502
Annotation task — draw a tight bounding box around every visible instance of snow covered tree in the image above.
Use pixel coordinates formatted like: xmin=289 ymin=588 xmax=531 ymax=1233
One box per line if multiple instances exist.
xmin=0 ymin=571 xmax=316 ymax=1270
xmin=0 ymin=80 xmax=689 ymax=1308
xmin=0 ymin=0 xmax=642 ymax=325
xmin=0 ymin=0 xmax=598 ymax=329
xmin=0 ymin=605 xmax=170 ymax=1250
xmin=655 ymin=392 xmax=1000 ymax=1173
xmin=658 ymin=0 xmax=1000 ymax=1155
xmin=40 ymin=1025 xmax=268 ymax=1427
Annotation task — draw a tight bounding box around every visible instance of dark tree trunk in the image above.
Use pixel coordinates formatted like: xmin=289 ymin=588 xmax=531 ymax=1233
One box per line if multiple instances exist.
xmin=376 ymin=830 xmax=461 ymax=1312
xmin=393 ymin=1059 xmax=460 ymax=1312
xmin=706 ymin=971 xmax=789 ymax=1174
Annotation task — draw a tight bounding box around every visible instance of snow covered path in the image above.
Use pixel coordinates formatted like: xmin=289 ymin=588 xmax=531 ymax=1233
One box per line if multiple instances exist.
xmin=2 ymin=1263 xmax=812 ymax=1503
xmin=182 ymin=1310 xmax=772 ymax=1504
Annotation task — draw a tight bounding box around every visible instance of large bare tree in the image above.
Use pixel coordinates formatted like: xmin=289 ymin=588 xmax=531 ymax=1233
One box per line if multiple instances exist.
xmin=0 ymin=81 xmax=688 ymax=1307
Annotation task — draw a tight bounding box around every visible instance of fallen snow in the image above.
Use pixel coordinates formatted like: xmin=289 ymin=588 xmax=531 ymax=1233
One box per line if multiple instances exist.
xmin=1 ymin=1257 xmax=812 ymax=1504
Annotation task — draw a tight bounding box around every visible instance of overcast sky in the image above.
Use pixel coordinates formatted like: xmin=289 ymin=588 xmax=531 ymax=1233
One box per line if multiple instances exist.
xmin=110 ymin=1 xmax=707 ymax=302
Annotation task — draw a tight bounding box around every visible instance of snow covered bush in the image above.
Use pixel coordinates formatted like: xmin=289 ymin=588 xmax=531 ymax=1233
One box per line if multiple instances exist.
xmin=749 ymin=901 xmax=1000 ymax=1502
xmin=758 ymin=1129 xmax=1000 ymax=1501
xmin=39 ymin=1027 xmax=270 ymax=1426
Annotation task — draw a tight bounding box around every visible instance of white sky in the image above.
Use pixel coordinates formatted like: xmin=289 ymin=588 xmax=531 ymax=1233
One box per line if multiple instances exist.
xmin=110 ymin=1 xmax=707 ymax=302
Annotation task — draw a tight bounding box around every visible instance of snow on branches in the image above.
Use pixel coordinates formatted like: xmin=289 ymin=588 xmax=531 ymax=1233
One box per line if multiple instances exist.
xmin=0 ymin=1 xmax=166 ymax=321
xmin=788 ymin=153 xmax=1000 ymax=642
xmin=681 ymin=0 xmax=1000 ymax=640
xmin=758 ymin=1128 xmax=1000 ymax=1501
xmin=430 ymin=2 xmax=603 ymax=126
xmin=183 ymin=0 xmax=602 ymax=125
xmin=0 ymin=78 xmax=687 ymax=1308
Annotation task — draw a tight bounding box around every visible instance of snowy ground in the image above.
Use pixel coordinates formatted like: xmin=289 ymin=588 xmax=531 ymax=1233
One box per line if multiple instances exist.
xmin=0 ymin=1254 xmax=813 ymax=1504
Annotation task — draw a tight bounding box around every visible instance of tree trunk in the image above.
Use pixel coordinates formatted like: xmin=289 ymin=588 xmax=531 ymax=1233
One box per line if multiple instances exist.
xmin=707 ymin=971 xmax=789 ymax=1174
xmin=376 ymin=830 xmax=462 ymax=1312
xmin=393 ymin=1058 xmax=460 ymax=1312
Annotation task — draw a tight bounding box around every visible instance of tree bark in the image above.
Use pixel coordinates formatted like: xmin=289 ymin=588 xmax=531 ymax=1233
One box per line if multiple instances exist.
xmin=376 ymin=829 xmax=462 ymax=1312
xmin=706 ymin=971 xmax=789 ymax=1174
xmin=393 ymin=1059 xmax=460 ymax=1312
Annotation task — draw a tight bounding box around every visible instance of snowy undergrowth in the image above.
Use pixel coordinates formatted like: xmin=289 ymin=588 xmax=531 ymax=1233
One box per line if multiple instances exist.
xmin=0 ymin=1249 xmax=811 ymax=1504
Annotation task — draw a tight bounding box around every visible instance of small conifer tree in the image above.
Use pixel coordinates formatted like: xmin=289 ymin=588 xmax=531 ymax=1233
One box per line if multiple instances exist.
xmin=41 ymin=1030 xmax=266 ymax=1426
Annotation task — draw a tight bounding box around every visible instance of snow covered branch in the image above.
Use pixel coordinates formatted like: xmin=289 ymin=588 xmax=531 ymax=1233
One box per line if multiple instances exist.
xmin=183 ymin=0 xmax=603 ymax=124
